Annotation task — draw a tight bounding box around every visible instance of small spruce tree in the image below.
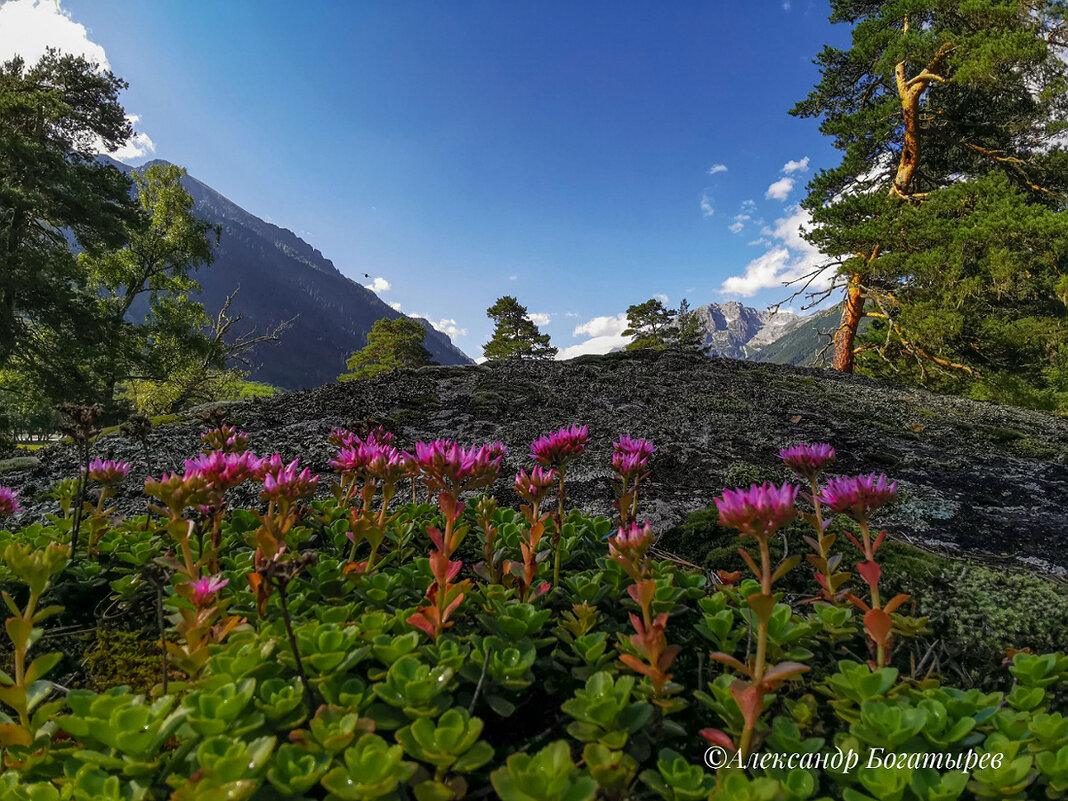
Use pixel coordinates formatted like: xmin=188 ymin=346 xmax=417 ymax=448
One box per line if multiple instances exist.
xmin=339 ymin=317 xmax=433 ymax=381
xmin=483 ymin=296 xmax=557 ymax=360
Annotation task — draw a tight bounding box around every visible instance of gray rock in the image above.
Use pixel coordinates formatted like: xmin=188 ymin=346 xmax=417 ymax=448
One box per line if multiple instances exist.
xmin=2 ymin=351 xmax=1065 ymax=574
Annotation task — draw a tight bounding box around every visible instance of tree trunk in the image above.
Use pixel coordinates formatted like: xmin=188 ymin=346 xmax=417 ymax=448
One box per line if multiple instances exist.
xmin=833 ymin=273 xmax=866 ymax=372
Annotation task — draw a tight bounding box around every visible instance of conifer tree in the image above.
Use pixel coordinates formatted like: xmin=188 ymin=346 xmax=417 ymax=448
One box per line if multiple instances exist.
xmin=339 ymin=317 xmax=433 ymax=380
xmin=793 ymin=1 xmax=1068 ymax=410
xmin=623 ymin=299 xmax=675 ymax=351
xmin=483 ymin=297 xmax=557 ymax=360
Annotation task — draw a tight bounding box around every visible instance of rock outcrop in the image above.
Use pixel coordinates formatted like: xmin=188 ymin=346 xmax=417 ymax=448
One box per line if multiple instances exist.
xmin=4 ymin=351 xmax=1066 ymax=573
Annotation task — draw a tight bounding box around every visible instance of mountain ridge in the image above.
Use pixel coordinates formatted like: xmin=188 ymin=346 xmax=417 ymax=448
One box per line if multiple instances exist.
xmin=105 ymin=157 xmax=472 ymax=390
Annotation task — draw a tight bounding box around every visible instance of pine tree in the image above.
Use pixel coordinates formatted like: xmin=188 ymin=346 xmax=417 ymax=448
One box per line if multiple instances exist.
xmin=793 ymin=1 xmax=1068 ymax=410
xmin=623 ymin=299 xmax=675 ymax=350
xmin=483 ymin=296 xmax=557 ymax=360
xmin=339 ymin=317 xmax=433 ymax=381
xmin=670 ymin=299 xmax=709 ymax=353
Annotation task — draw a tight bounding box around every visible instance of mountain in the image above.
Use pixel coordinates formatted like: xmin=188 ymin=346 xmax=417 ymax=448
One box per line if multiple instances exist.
xmin=750 ymin=304 xmax=841 ymax=367
xmin=106 ymin=158 xmax=472 ymax=389
xmin=688 ymin=301 xmax=809 ymax=360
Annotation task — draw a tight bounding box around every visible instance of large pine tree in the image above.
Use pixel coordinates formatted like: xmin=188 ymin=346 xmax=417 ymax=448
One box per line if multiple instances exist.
xmin=793 ymin=1 xmax=1068 ymax=410
xmin=482 ymin=296 xmax=557 ymax=361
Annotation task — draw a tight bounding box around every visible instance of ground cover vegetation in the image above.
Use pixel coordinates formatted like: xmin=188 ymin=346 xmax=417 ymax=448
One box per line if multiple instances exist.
xmin=0 ymin=427 xmax=1064 ymax=800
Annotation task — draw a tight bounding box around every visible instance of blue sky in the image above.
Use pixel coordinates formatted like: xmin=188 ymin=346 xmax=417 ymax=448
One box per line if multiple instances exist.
xmin=1 ymin=0 xmax=850 ymax=359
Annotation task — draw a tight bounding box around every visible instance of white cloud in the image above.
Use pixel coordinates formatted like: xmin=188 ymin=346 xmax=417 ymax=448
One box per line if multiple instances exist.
xmin=782 ymin=157 xmax=810 ymax=174
xmin=109 ymin=115 xmax=155 ymax=161
xmin=765 ymin=177 xmax=794 ymax=201
xmin=0 ymin=0 xmax=155 ymax=164
xmin=559 ymin=313 xmax=630 ymax=360
xmin=707 ymin=163 xmax=728 ymax=175
xmin=388 ymin=301 xmax=402 ymax=311
xmin=366 ymin=276 xmax=391 ymax=293
xmin=654 ymin=293 xmax=670 ymax=304
xmin=719 ymin=205 xmax=831 ymax=297
xmin=430 ymin=318 xmax=467 ymax=339
xmin=508 ymin=274 xmax=518 ymax=281
xmin=0 ymin=0 xmax=108 ymax=68
xmin=728 ymin=220 xmax=746 ymax=234
xmin=700 ymin=193 xmax=715 ymax=217
xmin=527 ymin=312 xmax=551 ymax=327
xmin=573 ymin=313 xmax=628 ymax=339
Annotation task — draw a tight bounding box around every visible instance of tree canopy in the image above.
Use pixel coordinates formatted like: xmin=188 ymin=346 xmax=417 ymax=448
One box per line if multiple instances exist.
xmin=482 ymin=296 xmax=557 ymax=361
xmin=793 ymin=0 xmax=1068 ymax=411
xmin=624 ymin=298 xmax=707 ymax=353
xmin=339 ymin=317 xmax=434 ymax=381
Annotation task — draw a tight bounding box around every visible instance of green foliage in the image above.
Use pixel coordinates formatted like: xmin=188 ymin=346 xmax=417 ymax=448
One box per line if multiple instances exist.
xmin=340 ymin=317 xmax=434 ymax=381
xmin=624 ymin=298 xmax=676 ymax=351
xmin=795 ymin=1 xmax=1068 ymax=411
xmin=482 ymin=296 xmax=557 ymax=361
xmin=0 ymin=442 xmax=1066 ymax=799
xmin=624 ymin=298 xmax=708 ymax=353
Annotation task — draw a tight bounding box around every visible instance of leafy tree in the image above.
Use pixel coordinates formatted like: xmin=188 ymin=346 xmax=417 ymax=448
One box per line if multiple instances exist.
xmin=80 ymin=163 xmax=220 ymax=408
xmin=339 ymin=317 xmax=434 ymax=381
xmin=623 ymin=299 xmax=675 ymax=351
xmin=0 ymin=50 xmax=139 ymax=400
xmin=671 ymin=299 xmax=709 ymax=353
xmin=792 ymin=1 xmax=1068 ymax=410
xmin=482 ymin=296 xmax=557 ymax=360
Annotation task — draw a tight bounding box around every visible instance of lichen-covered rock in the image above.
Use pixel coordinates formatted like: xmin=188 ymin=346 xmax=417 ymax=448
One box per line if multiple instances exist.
xmin=4 ymin=350 xmax=1066 ymax=573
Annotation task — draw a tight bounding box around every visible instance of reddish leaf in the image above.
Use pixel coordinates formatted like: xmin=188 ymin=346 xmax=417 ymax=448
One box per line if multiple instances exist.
xmin=856 ymin=560 xmax=881 ymax=590
xmin=700 ymin=729 xmax=735 ymax=751
xmin=864 ymin=608 xmax=893 ymax=648
xmin=729 ymin=680 xmax=764 ymax=730
xmin=746 ymin=593 xmax=776 ymax=625
xmin=884 ymin=593 xmax=911 ymax=614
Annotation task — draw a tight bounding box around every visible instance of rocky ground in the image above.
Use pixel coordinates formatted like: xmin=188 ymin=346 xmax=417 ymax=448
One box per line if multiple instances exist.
xmin=3 ymin=350 xmax=1067 ymax=574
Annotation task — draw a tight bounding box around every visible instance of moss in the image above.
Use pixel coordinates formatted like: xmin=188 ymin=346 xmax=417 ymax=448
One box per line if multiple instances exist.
xmin=148 ymin=413 xmax=183 ymax=427
xmin=861 ymin=450 xmax=901 ymax=467
xmin=781 ymin=375 xmax=817 ymax=388
xmin=0 ymin=456 xmax=40 ymax=473
xmin=723 ymin=461 xmax=782 ymax=489
xmin=83 ymin=628 xmax=166 ymax=694
xmin=983 ymin=425 xmax=1025 ymax=443
xmin=1015 ymin=438 xmax=1062 ymax=460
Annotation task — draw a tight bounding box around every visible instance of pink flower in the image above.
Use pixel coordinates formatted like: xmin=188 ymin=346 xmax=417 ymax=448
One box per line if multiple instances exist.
xmin=530 ymin=425 xmax=588 ymax=469
xmin=412 ymin=439 xmax=507 ymax=495
xmin=515 ymin=467 xmax=557 ymax=505
xmin=199 ymin=425 xmax=249 ymax=454
xmin=608 ymin=522 xmax=655 ymax=581
xmin=331 ymin=440 xmax=409 ymax=484
xmin=714 ymin=482 xmax=798 ymax=539
xmin=261 ymin=457 xmax=319 ymax=503
xmin=184 ymin=451 xmax=263 ymax=491
xmin=780 ymin=443 xmax=836 ymax=481
xmin=819 ymin=474 xmax=898 ymax=522
xmin=612 ymin=436 xmax=655 ymax=481
xmin=0 ymin=487 xmax=20 ymax=517
xmin=86 ymin=458 xmax=131 ymax=486
xmin=329 ymin=425 xmax=395 ymax=449
xmin=187 ymin=574 xmax=228 ymax=606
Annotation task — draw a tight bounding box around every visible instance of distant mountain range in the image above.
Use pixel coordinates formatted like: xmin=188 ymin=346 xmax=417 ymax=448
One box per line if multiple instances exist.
xmin=105 ymin=157 xmax=472 ymax=390
xmin=686 ymin=300 xmax=837 ymax=367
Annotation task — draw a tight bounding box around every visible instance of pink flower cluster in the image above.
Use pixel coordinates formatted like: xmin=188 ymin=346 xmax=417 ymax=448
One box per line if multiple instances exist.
xmin=412 ymin=439 xmax=507 ymax=495
xmin=185 ymin=451 xmax=264 ymax=492
xmin=714 ymin=482 xmax=799 ymax=539
xmin=530 ymin=424 xmax=588 ymax=469
xmin=199 ymin=426 xmax=249 ymax=454
xmin=612 ymin=435 xmax=656 ymax=480
xmin=779 ymin=443 xmax=836 ymax=482
xmin=86 ymin=458 xmax=131 ymax=486
xmin=261 ymin=457 xmax=319 ymax=503
xmin=820 ymin=473 xmax=898 ymax=522
xmin=514 ymin=466 xmax=556 ymax=505
xmin=0 ymin=487 xmax=20 ymax=517
xmin=331 ymin=438 xmax=410 ymax=485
